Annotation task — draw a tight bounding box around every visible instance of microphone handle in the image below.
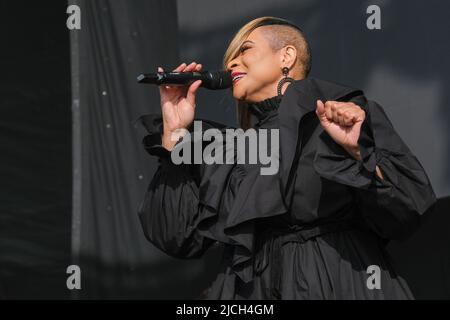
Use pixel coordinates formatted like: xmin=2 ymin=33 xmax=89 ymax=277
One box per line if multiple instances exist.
xmin=137 ymin=72 xmax=203 ymax=86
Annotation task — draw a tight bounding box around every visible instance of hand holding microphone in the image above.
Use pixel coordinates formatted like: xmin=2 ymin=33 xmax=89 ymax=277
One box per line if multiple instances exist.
xmin=157 ymin=62 xmax=203 ymax=151
xmin=139 ymin=62 xmax=232 ymax=151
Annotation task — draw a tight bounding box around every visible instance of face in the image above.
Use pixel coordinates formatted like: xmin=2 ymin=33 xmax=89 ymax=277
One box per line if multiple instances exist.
xmin=227 ymin=27 xmax=284 ymax=103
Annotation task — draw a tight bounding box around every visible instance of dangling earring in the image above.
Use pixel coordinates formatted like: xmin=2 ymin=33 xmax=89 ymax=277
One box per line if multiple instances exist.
xmin=277 ymin=67 xmax=295 ymax=97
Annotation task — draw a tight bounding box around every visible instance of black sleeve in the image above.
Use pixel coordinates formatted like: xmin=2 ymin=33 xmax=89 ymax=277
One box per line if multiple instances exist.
xmin=136 ymin=114 xmax=215 ymax=258
xmin=313 ymin=98 xmax=437 ymax=241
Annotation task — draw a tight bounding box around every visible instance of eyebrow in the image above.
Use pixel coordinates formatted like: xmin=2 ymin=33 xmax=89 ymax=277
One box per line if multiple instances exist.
xmin=231 ymin=40 xmax=255 ymax=62
xmin=241 ymin=40 xmax=255 ymax=46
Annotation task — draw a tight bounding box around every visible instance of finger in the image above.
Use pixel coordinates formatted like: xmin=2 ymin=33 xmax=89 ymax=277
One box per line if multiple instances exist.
xmin=345 ymin=114 xmax=356 ymax=126
xmin=316 ymin=100 xmax=326 ymax=117
xmin=356 ymin=109 xmax=366 ymax=122
xmin=340 ymin=111 xmax=353 ymax=126
xmin=324 ymin=101 xmax=334 ymax=120
xmin=330 ymin=103 xmax=339 ymax=122
xmin=187 ymin=80 xmax=202 ymax=104
xmin=195 ymin=64 xmax=203 ymax=72
xmin=339 ymin=106 xmax=362 ymax=124
xmin=348 ymin=110 xmax=362 ymax=125
xmin=338 ymin=114 xmax=347 ymax=126
xmin=173 ymin=63 xmax=187 ymax=72
xmin=158 ymin=66 xmax=164 ymax=73
xmin=336 ymin=106 xmax=351 ymax=124
xmin=330 ymin=102 xmax=345 ymax=123
xmin=184 ymin=62 xmax=197 ymax=72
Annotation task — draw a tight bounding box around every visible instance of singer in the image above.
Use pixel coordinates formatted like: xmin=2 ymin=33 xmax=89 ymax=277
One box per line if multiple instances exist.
xmin=137 ymin=17 xmax=436 ymax=299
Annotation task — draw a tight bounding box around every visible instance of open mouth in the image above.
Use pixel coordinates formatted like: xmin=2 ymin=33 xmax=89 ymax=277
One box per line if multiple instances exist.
xmin=231 ymin=72 xmax=246 ymax=84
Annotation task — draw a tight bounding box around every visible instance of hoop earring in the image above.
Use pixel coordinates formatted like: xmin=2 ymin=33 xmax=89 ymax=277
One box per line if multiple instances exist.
xmin=277 ymin=67 xmax=295 ymax=97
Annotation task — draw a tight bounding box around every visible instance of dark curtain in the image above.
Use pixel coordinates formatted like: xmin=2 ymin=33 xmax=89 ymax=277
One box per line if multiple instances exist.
xmin=72 ymin=0 xmax=221 ymax=299
xmin=0 ymin=2 xmax=72 ymax=299
xmin=0 ymin=0 xmax=448 ymax=300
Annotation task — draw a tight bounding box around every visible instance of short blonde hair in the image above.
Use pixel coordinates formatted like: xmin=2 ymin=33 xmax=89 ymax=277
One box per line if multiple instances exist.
xmin=223 ymin=17 xmax=311 ymax=129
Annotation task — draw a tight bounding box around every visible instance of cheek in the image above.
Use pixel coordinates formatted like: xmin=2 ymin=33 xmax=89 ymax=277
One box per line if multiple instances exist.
xmin=244 ymin=54 xmax=279 ymax=83
xmin=231 ymin=52 xmax=280 ymax=100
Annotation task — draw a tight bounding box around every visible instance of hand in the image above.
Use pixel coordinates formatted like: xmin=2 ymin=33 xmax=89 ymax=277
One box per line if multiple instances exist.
xmin=315 ymin=100 xmax=366 ymax=160
xmin=158 ymin=62 xmax=203 ymax=151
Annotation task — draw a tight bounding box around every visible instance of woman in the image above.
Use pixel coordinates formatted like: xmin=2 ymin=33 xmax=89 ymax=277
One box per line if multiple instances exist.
xmin=137 ymin=17 xmax=436 ymax=299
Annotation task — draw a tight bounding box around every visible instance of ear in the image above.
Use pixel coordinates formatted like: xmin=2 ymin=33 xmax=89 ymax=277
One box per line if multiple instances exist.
xmin=279 ymin=45 xmax=298 ymax=70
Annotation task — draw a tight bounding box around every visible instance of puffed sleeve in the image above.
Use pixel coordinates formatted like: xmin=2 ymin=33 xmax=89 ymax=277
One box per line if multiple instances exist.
xmin=136 ymin=114 xmax=215 ymax=259
xmin=313 ymin=98 xmax=437 ymax=241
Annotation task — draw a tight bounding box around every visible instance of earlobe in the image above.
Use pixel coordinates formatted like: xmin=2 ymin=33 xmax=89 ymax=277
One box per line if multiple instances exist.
xmin=277 ymin=66 xmax=295 ymax=97
xmin=284 ymin=46 xmax=298 ymax=69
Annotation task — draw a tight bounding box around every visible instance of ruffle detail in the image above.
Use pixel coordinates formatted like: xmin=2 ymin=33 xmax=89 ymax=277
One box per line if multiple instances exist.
xmin=137 ymin=77 xmax=437 ymax=298
xmin=136 ymin=112 xmax=289 ymax=284
xmin=277 ymin=78 xmax=365 ymax=209
xmin=216 ymin=165 xmax=288 ymax=283
xmin=136 ymin=76 xmax=436 ymax=283
xmin=135 ymin=78 xmax=373 ymax=284
xmin=135 ymin=113 xmax=170 ymax=158
xmin=247 ymin=95 xmax=282 ymax=121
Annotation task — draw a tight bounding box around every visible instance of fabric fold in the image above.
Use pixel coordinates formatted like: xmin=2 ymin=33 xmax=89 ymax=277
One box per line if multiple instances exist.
xmin=135 ymin=113 xmax=170 ymax=158
xmin=136 ymin=112 xmax=289 ymax=284
xmin=312 ymin=98 xmax=436 ymax=240
xmin=277 ymin=78 xmax=365 ymax=209
xmin=137 ymin=77 xmax=437 ymax=299
xmin=312 ymin=108 xmax=377 ymax=189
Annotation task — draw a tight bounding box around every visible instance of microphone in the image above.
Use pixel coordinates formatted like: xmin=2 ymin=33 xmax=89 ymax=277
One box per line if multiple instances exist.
xmin=137 ymin=70 xmax=232 ymax=90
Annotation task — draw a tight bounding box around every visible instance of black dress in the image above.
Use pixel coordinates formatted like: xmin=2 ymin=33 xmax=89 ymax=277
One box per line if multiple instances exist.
xmin=136 ymin=77 xmax=437 ymax=299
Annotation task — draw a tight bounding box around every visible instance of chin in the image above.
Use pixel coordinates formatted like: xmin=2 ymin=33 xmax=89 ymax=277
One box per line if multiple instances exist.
xmin=232 ymin=85 xmax=260 ymax=103
xmin=232 ymin=88 xmax=246 ymax=101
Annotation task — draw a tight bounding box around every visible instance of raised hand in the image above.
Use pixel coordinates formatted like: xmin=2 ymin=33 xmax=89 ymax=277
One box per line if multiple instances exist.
xmin=158 ymin=62 xmax=203 ymax=151
xmin=315 ymin=100 xmax=366 ymax=161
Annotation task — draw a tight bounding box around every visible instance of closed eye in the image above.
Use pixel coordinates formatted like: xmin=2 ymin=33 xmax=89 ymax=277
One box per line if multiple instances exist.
xmin=239 ymin=46 xmax=250 ymax=53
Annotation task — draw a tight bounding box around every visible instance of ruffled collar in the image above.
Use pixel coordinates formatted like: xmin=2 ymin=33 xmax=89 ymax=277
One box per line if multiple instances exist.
xmin=247 ymin=95 xmax=283 ymax=121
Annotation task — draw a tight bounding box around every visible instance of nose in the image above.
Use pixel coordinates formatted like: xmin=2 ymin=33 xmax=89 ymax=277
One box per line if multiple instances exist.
xmin=227 ymin=56 xmax=239 ymax=72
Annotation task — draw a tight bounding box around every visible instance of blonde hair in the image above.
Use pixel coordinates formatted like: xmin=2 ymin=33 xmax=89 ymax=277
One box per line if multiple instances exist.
xmin=223 ymin=17 xmax=311 ymax=129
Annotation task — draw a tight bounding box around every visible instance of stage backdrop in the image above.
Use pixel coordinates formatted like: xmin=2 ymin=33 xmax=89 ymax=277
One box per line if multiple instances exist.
xmin=70 ymin=0 xmax=222 ymax=299
xmin=0 ymin=2 xmax=72 ymax=299
xmin=1 ymin=0 xmax=449 ymax=300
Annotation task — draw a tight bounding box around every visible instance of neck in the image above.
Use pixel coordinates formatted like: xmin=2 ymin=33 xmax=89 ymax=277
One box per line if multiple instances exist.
xmin=243 ymin=75 xmax=304 ymax=103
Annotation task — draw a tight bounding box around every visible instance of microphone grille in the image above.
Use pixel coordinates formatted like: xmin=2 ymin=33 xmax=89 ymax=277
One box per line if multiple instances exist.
xmin=206 ymin=70 xmax=232 ymax=90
